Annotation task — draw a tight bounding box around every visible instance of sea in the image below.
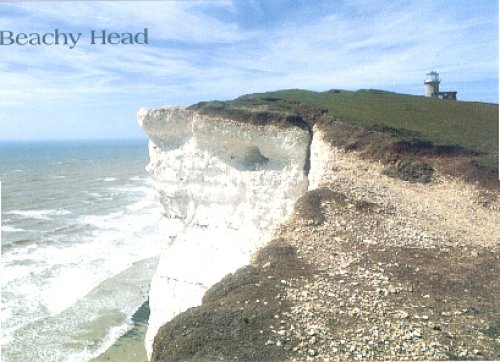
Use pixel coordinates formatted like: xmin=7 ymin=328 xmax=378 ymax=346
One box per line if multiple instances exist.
xmin=1 ymin=140 xmax=162 ymax=362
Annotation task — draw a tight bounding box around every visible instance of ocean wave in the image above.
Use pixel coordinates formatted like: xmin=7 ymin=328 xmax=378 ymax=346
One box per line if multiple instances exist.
xmin=83 ymin=191 xmax=102 ymax=197
xmin=82 ymin=191 xmax=114 ymax=204
xmin=1 ymin=217 xmax=160 ymax=360
xmin=49 ymin=175 xmax=67 ymax=179
xmin=126 ymin=200 xmax=155 ymax=212
xmin=2 ymin=225 xmax=25 ymax=232
xmin=1 ymin=262 xmax=39 ymax=287
xmin=78 ymin=211 xmax=125 ymax=229
xmin=3 ymin=257 xmax=159 ymax=362
xmin=129 ymin=176 xmax=148 ymax=182
xmin=70 ymin=322 xmax=133 ymax=362
xmin=0 ymin=139 xmax=159 ymax=361
xmin=109 ymin=185 xmax=152 ymax=194
xmin=7 ymin=209 xmax=72 ymax=220
xmin=98 ymin=177 xmax=118 ymax=182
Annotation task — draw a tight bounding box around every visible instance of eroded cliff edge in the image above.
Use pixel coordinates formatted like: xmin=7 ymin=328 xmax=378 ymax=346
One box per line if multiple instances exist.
xmin=139 ymin=97 xmax=499 ymax=361
xmin=137 ymin=107 xmax=311 ymax=358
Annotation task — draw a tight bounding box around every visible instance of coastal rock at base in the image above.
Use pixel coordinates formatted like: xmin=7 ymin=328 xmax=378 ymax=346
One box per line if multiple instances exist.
xmin=137 ymin=106 xmax=310 ymax=359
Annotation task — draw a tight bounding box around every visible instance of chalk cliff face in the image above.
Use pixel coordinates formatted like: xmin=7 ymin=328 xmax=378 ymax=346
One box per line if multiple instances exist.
xmin=137 ymin=107 xmax=310 ymax=358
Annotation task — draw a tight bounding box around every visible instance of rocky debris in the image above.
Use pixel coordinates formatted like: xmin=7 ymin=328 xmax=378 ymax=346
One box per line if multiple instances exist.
xmin=268 ymin=237 xmax=498 ymax=359
xmin=293 ymin=188 xmax=346 ymax=225
xmin=151 ymin=240 xmax=312 ymax=362
xmin=262 ymin=143 xmax=499 ymax=360
xmin=382 ymin=159 xmax=434 ymax=183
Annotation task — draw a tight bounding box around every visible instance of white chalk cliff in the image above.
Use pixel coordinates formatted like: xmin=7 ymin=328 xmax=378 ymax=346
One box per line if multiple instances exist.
xmin=137 ymin=107 xmax=311 ymax=359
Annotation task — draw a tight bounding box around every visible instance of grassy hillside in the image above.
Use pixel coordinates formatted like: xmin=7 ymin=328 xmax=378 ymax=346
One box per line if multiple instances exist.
xmin=216 ymin=89 xmax=498 ymax=170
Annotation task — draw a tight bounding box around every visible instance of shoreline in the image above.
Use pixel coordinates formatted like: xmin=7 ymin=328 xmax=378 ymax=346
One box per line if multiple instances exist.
xmin=90 ymin=300 xmax=150 ymax=362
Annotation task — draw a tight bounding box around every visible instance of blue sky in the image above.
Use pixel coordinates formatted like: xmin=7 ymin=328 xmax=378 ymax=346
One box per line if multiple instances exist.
xmin=0 ymin=0 xmax=498 ymax=140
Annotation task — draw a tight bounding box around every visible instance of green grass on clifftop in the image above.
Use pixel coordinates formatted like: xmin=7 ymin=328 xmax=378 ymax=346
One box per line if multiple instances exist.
xmin=217 ymin=89 xmax=498 ymax=170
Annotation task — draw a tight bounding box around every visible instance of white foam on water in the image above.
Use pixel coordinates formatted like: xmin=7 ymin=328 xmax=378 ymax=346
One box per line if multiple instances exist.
xmin=36 ymin=209 xmax=159 ymax=316
xmin=40 ymin=268 xmax=111 ymax=316
xmin=1 ymin=178 xmax=162 ymax=360
xmin=7 ymin=209 xmax=72 ymax=220
xmin=109 ymin=185 xmax=151 ymax=194
xmin=126 ymin=199 xmax=152 ymax=211
xmin=79 ymin=211 xmax=125 ymax=229
xmin=129 ymin=176 xmax=148 ymax=182
xmin=3 ymin=256 xmax=159 ymax=362
xmin=84 ymin=191 xmax=103 ymax=197
xmin=66 ymin=322 xmax=133 ymax=362
xmin=1 ymin=225 xmax=25 ymax=232
xmin=100 ymin=177 xmax=118 ymax=182
xmin=1 ymin=263 xmax=39 ymax=286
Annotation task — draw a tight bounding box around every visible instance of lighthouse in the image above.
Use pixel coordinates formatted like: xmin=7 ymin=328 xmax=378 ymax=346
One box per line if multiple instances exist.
xmin=424 ymin=71 xmax=440 ymax=97
xmin=424 ymin=71 xmax=457 ymax=100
